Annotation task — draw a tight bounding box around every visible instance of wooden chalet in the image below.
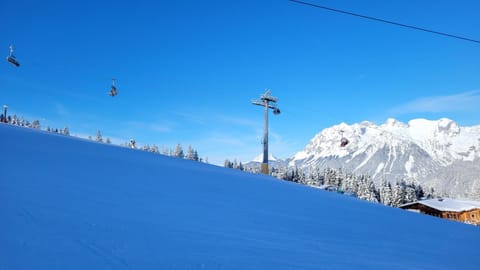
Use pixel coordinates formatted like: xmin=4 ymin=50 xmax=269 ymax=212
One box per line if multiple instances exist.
xmin=400 ymin=198 xmax=480 ymax=226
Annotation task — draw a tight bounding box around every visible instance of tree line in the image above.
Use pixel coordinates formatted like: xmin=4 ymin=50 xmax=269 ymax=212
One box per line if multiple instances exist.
xmin=224 ymin=162 xmax=435 ymax=207
xmin=1 ymin=114 xmax=207 ymax=163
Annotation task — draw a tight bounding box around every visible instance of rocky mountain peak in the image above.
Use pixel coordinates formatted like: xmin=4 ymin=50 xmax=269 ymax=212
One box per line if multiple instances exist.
xmin=289 ymin=118 xmax=480 ymax=200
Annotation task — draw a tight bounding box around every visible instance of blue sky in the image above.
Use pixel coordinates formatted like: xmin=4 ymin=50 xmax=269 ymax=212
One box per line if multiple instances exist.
xmin=2 ymin=0 xmax=480 ymax=165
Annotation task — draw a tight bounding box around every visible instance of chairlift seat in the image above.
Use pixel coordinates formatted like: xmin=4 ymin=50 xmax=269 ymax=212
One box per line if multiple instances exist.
xmin=7 ymin=56 xmax=20 ymax=67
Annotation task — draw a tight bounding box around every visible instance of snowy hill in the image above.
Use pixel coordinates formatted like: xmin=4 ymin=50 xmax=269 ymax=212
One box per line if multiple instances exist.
xmin=290 ymin=118 xmax=480 ymax=200
xmin=1 ymin=124 xmax=479 ymax=270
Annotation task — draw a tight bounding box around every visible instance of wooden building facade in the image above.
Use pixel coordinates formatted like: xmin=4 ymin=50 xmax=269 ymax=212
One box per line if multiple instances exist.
xmin=400 ymin=198 xmax=480 ymax=226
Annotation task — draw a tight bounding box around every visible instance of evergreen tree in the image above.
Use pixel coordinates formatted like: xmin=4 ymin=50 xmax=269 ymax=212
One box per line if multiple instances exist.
xmin=192 ymin=150 xmax=199 ymax=161
xmin=174 ymin=144 xmax=184 ymax=158
xmin=96 ymin=130 xmax=103 ymax=143
xmin=233 ymin=159 xmax=239 ymax=169
xmin=404 ymin=181 xmax=417 ymax=203
xmin=341 ymin=173 xmax=358 ymax=195
xmin=185 ymin=145 xmax=195 ymax=160
xmin=379 ymin=178 xmax=393 ymax=206
xmin=391 ymin=181 xmax=407 ymax=207
xmin=151 ymin=144 xmax=159 ymax=153
xmin=31 ymin=120 xmax=41 ymax=129
xmin=224 ymin=159 xmax=233 ymax=168
xmin=292 ymin=167 xmax=301 ymax=183
xmin=309 ymin=167 xmax=323 ymax=186
xmin=413 ymin=182 xmax=425 ymax=199
xmin=324 ymin=168 xmax=336 ymax=186
xmin=356 ymin=175 xmax=379 ymax=203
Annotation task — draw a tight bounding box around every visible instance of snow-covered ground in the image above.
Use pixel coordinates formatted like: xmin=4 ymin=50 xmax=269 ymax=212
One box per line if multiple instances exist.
xmin=1 ymin=124 xmax=479 ymax=269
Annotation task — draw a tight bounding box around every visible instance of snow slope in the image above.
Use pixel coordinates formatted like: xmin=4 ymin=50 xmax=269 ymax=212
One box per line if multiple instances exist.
xmin=1 ymin=124 xmax=479 ymax=270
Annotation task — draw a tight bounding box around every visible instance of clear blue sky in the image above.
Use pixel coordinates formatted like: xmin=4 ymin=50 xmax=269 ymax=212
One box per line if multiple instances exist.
xmin=2 ymin=0 xmax=480 ymax=165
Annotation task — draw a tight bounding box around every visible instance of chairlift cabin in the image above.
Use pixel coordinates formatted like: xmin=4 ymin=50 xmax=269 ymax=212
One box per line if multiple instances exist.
xmin=340 ymin=137 xmax=349 ymax=147
xmin=109 ymin=86 xmax=117 ymax=97
xmin=339 ymin=130 xmax=349 ymax=147
xmin=6 ymin=45 xmax=20 ymax=67
xmin=108 ymin=79 xmax=118 ymax=97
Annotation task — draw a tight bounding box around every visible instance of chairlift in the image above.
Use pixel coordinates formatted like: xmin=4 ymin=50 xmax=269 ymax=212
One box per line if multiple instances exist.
xmin=108 ymin=78 xmax=118 ymax=97
xmin=273 ymin=107 xmax=281 ymax=115
xmin=340 ymin=130 xmax=349 ymax=147
xmin=340 ymin=137 xmax=349 ymax=147
xmin=6 ymin=45 xmax=20 ymax=67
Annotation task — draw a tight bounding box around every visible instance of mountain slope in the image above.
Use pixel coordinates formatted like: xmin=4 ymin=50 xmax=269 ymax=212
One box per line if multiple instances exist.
xmin=290 ymin=118 xmax=480 ymax=199
xmin=1 ymin=124 xmax=479 ymax=270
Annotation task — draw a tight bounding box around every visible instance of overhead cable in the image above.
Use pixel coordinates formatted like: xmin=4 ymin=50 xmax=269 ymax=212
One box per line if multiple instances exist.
xmin=289 ymin=0 xmax=480 ymax=44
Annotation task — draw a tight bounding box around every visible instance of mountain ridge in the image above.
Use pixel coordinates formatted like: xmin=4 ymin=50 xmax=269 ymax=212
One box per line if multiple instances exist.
xmin=288 ymin=118 xmax=480 ymax=200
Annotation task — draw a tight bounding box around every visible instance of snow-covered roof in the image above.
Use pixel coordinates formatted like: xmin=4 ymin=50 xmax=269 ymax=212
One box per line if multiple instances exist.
xmin=402 ymin=198 xmax=480 ymax=212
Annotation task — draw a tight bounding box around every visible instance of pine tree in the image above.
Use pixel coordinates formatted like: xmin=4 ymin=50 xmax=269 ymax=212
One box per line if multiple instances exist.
xmin=341 ymin=173 xmax=358 ymax=195
xmin=324 ymin=168 xmax=336 ymax=186
xmin=185 ymin=145 xmax=195 ymax=160
xmin=391 ymin=181 xmax=407 ymax=207
xmin=356 ymin=175 xmax=379 ymax=203
xmin=174 ymin=144 xmax=184 ymax=158
xmin=404 ymin=181 xmax=417 ymax=203
xmin=31 ymin=120 xmax=41 ymax=129
xmin=233 ymin=159 xmax=239 ymax=169
xmin=309 ymin=167 xmax=323 ymax=186
xmin=379 ymin=178 xmax=393 ymax=206
xmin=224 ymin=159 xmax=233 ymax=168
xmin=96 ymin=130 xmax=103 ymax=143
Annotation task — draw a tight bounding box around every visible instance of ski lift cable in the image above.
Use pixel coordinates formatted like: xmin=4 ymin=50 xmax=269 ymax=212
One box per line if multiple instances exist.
xmin=289 ymin=0 xmax=480 ymax=45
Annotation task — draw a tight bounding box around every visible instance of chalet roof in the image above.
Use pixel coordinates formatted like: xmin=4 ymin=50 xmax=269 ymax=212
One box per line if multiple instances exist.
xmin=401 ymin=198 xmax=480 ymax=212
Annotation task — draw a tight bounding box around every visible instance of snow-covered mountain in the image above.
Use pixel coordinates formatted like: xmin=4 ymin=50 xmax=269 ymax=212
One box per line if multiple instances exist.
xmin=290 ymin=118 xmax=480 ymax=200
xmin=244 ymin=153 xmax=290 ymax=171
xmin=252 ymin=153 xmax=280 ymax=163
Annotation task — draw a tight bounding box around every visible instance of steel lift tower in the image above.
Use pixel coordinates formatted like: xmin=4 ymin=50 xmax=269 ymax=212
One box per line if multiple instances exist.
xmin=252 ymin=89 xmax=280 ymax=175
